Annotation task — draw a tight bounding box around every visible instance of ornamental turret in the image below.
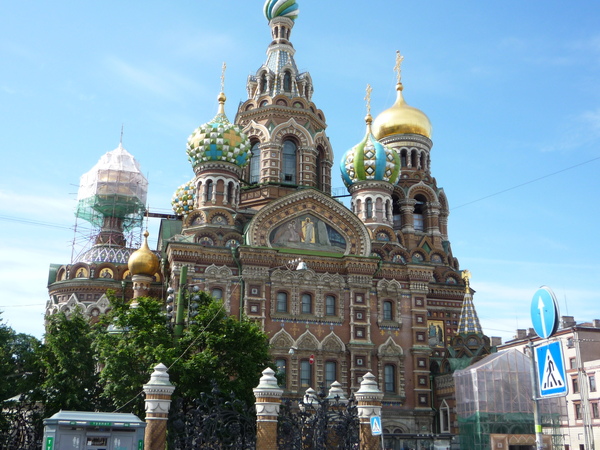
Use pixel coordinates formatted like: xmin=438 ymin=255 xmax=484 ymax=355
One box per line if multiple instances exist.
xmin=341 ymin=85 xmax=400 ymax=232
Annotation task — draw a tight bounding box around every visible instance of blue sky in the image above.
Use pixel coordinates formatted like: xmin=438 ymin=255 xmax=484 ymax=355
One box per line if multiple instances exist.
xmin=1 ymin=1 xmax=599 ymax=342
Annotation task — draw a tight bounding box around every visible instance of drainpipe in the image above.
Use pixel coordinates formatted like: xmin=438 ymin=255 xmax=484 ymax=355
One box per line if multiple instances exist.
xmin=231 ymin=247 xmax=245 ymax=321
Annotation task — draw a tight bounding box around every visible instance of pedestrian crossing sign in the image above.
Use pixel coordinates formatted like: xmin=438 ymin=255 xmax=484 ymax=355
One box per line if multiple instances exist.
xmin=535 ymin=341 xmax=568 ymax=398
xmin=370 ymin=416 xmax=382 ymax=436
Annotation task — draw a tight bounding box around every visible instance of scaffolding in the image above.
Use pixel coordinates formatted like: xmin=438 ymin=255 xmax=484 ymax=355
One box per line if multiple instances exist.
xmin=71 ymin=144 xmax=148 ymax=263
xmin=454 ymin=349 xmax=565 ymax=450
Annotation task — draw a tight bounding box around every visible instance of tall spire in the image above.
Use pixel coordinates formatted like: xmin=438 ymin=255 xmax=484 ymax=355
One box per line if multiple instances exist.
xmin=457 ymin=270 xmax=483 ymax=335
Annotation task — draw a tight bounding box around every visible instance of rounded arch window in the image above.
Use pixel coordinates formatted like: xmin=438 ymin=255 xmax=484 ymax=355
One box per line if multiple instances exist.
xmin=283 ymin=71 xmax=292 ymax=91
xmin=413 ymin=194 xmax=427 ymax=231
xmin=250 ymin=142 xmax=260 ymax=184
xmin=282 ymin=139 xmax=297 ymax=184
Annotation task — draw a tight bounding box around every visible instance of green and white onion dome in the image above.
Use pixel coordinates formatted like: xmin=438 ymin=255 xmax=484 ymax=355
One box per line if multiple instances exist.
xmin=264 ymin=0 xmax=299 ymax=21
xmin=340 ymin=114 xmax=401 ymax=188
xmin=171 ymin=180 xmax=196 ymax=216
xmin=186 ymin=92 xmax=250 ymax=169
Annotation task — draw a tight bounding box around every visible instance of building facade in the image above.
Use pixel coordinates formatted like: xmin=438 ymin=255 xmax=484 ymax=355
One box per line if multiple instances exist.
xmin=500 ymin=317 xmax=600 ymax=449
xmin=46 ymin=0 xmax=490 ymax=441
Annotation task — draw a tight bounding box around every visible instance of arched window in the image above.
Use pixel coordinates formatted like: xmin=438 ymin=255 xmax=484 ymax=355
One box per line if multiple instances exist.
xmin=365 ymin=198 xmax=373 ymax=219
xmin=226 ymin=182 xmax=234 ymax=204
xmin=401 ymin=149 xmax=407 ymax=167
xmin=276 ymin=292 xmax=288 ymax=313
xmin=300 ymin=360 xmax=312 ymax=388
xmin=384 ymin=364 xmax=395 ymax=393
xmin=260 ymin=73 xmax=267 ymax=93
xmin=325 ymin=295 xmax=336 ymax=316
xmin=383 ymin=301 xmax=393 ymax=321
xmin=211 ymin=288 xmax=223 ymax=300
xmin=283 ymin=71 xmax=292 ymax=91
xmin=250 ymin=142 xmax=260 ymax=184
xmin=275 ymin=358 xmax=287 ymax=388
xmin=414 ymin=194 xmax=426 ymax=231
xmin=301 ymin=293 xmax=312 ymax=314
xmin=282 ymin=140 xmax=297 ymax=184
xmin=325 ymin=361 xmax=337 ymax=389
xmin=205 ymin=180 xmax=213 ymax=202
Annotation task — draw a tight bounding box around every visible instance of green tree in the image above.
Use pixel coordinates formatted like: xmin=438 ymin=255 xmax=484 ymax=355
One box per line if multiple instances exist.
xmin=0 ymin=314 xmax=42 ymax=402
xmin=94 ymin=295 xmax=175 ymax=417
xmin=94 ymin=291 xmax=272 ymax=416
xmin=40 ymin=309 xmax=103 ymax=415
xmin=174 ymin=292 xmax=272 ymax=406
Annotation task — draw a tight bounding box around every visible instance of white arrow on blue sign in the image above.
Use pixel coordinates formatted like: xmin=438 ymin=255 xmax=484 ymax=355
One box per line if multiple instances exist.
xmin=370 ymin=416 xmax=382 ymax=436
xmin=535 ymin=341 xmax=568 ymax=398
xmin=530 ymin=286 xmax=559 ymax=339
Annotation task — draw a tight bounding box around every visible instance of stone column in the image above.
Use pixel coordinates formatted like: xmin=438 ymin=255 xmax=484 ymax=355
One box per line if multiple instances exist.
xmin=253 ymin=367 xmax=284 ymax=450
xmin=143 ymin=363 xmax=175 ymax=450
xmin=355 ymin=372 xmax=384 ymax=450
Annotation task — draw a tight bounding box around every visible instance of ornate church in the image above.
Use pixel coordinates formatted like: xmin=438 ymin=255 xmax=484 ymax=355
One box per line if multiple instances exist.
xmin=45 ymin=0 xmax=493 ymax=443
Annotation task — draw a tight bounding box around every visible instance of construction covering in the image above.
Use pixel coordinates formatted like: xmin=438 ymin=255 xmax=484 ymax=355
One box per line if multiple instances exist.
xmin=454 ymin=349 xmax=565 ymax=449
xmin=76 ymin=144 xmax=147 ymax=231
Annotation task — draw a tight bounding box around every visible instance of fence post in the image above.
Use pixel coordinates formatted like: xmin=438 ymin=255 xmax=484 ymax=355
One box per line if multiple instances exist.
xmin=355 ymin=372 xmax=383 ymax=450
xmin=253 ymin=367 xmax=283 ymax=450
xmin=143 ymin=363 xmax=175 ymax=450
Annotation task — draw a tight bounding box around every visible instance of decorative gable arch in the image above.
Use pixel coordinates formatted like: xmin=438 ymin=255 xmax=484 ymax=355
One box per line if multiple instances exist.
xmin=296 ymin=330 xmax=319 ymax=350
xmin=270 ymin=329 xmax=295 ymax=350
xmin=245 ymin=190 xmax=371 ymax=256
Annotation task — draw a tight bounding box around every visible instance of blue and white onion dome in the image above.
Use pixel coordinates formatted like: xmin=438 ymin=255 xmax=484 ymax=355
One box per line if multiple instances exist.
xmin=171 ymin=180 xmax=196 ymax=216
xmin=264 ymin=0 xmax=299 ymax=21
xmin=186 ymin=92 xmax=250 ymax=170
xmin=340 ymin=114 xmax=401 ymax=188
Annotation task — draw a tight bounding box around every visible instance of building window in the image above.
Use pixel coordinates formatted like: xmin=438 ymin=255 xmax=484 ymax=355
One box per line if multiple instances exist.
xmin=325 ymin=295 xmax=336 ymax=316
xmin=570 ymin=357 xmax=576 ymax=369
xmin=592 ymin=402 xmax=599 ymax=419
xmin=301 ymin=294 xmax=312 ymax=314
xmin=383 ymin=301 xmax=393 ymax=321
xmin=325 ymin=361 xmax=336 ymax=389
xmin=573 ymin=377 xmax=579 ymax=393
xmin=250 ymin=142 xmax=260 ymax=183
xmin=283 ymin=71 xmax=292 ymax=91
xmin=365 ymin=198 xmax=373 ymax=219
xmin=275 ymin=358 xmax=287 ymax=388
xmin=384 ymin=364 xmax=395 ymax=393
xmin=575 ymin=403 xmax=582 ymax=420
xmin=440 ymin=400 xmax=450 ymax=433
xmin=282 ymin=140 xmax=297 ymax=184
xmin=590 ymin=374 xmax=596 ymax=392
xmin=276 ymin=292 xmax=288 ymax=313
xmin=300 ymin=360 xmax=312 ymax=388
xmin=205 ymin=180 xmax=213 ymax=202
xmin=211 ymin=288 xmax=223 ymax=300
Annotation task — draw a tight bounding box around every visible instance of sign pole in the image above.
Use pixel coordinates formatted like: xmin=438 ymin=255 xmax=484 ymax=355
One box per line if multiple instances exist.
xmin=528 ymin=340 xmax=543 ymax=450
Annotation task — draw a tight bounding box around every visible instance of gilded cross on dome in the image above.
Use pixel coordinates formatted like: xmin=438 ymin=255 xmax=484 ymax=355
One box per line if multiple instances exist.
xmin=220 ymin=62 xmax=227 ymax=93
xmin=394 ymin=50 xmax=404 ymax=85
xmin=365 ymin=84 xmax=373 ymax=116
xmin=462 ymin=269 xmax=471 ymax=292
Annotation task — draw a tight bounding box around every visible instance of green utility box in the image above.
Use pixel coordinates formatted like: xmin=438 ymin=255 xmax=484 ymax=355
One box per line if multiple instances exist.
xmin=43 ymin=411 xmax=145 ymax=450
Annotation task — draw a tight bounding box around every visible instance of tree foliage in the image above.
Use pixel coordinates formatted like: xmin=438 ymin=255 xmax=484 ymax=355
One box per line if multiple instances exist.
xmin=39 ymin=309 xmax=103 ymax=415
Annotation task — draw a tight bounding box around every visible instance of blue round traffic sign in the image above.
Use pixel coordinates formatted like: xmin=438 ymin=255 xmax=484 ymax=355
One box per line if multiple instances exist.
xmin=530 ymin=286 xmax=559 ymax=339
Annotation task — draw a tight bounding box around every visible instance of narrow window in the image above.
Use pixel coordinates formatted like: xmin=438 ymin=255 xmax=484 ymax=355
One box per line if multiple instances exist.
xmin=227 ymin=182 xmax=234 ymax=204
xmin=590 ymin=374 xmax=596 ymax=392
xmin=573 ymin=377 xmax=579 ymax=393
xmin=276 ymin=292 xmax=288 ymax=313
xmin=275 ymin=358 xmax=287 ymax=388
xmin=383 ymin=301 xmax=393 ymax=321
xmin=365 ymin=198 xmax=373 ymax=219
xmin=283 ymin=71 xmax=292 ymax=91
xmin=592 ymin=402 xmax=599 ymax=419
xmin=325 ymin=295 xmax=336 ymax=316
xmin=325 ymin=361 xmax=337 ymax=389
xmin=260 ymin=73 xmax=267 ymax=93
xmin=301 ymin=293 xmax=312 ymax=314
xmin=250 ymin=142 xmax=260 ymax=184
xmin=384 ymin=364 xmax=395 ymax=393
xmin=282 ymin=140 xmax=297 ymax=184
xmin=300 ymin=360 xmax=312 ymax=388
xmin=414 ymin=195 xmax=426 ymax=231
xmin=205 ymin=180 xmax=213 ymax=202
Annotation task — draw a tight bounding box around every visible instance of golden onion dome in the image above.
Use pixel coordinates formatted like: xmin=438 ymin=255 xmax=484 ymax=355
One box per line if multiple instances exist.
xmin=372 ymin=82 xmax=432 ymax=140
xmin=128 ymin=231 xmax=160 ymax=277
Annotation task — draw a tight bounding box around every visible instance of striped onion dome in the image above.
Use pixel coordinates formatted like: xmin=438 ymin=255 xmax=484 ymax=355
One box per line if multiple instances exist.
xmin=340 ymin=114 xmax=401 ymax=188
